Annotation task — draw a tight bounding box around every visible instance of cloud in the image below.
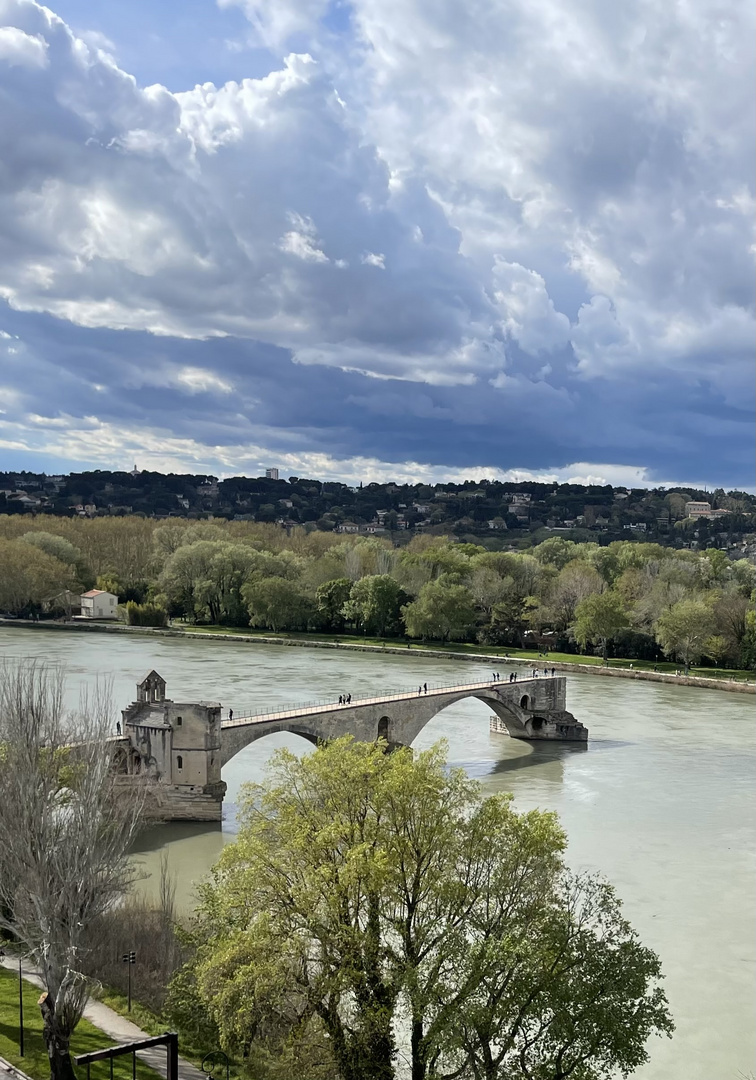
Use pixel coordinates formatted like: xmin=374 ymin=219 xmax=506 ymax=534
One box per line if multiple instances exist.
xmin=0 ymin=0 xmax=752 ymax=487
xmin=361 ymin=251 xmax=385 ymax=269
xmin=0 ymin=23 xmax=47 ymax=66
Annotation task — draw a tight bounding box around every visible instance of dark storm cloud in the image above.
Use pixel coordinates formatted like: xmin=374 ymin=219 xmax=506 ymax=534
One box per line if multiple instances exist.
xmin=0 ymin=0 xmax=753 ymax=485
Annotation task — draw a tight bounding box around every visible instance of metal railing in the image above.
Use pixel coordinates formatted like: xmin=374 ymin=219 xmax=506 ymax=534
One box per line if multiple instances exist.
xmin=223 ymin=672 xmax=560 ymax=727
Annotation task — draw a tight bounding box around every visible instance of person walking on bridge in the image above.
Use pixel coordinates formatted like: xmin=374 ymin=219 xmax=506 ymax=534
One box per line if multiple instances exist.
xmin=228 ymin=708 xmax=233 ymax=722
xmin=423 ymin=683 xmax=428 ymax=694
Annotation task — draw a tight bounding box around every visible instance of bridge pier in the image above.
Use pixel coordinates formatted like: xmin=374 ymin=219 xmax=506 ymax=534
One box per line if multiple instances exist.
xmin=110 ymin=673 xmax=587 ymax=823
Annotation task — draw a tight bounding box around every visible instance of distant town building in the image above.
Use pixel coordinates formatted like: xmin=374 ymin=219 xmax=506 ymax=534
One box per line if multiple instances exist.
xmin=80 ymin=589 xmax=119 ymax=620
xmin=336 ymin=521 xmax=360 ymax=533
xmin=685 ymin=500 xmax=712 ymax=519
xmin=265 ymin=467 xmax=280 ymax=480
xmin=129 ymin=464 xmax=141 ymax=477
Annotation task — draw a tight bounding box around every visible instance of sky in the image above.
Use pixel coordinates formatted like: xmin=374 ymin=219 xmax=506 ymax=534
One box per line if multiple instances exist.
xmin=0 ymin=0 xmax=753 ymax=488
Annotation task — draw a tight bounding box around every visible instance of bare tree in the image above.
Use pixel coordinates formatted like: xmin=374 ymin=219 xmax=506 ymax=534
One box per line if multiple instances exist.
xmin=0 ymin=661 xmax=143 ymax=1080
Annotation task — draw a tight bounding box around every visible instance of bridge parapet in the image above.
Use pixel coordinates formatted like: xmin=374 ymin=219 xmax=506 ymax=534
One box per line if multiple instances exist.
xmin=220 ymin=675 xmax=586 ymax=766
xmin=110 ymin=673 xmax=587 ymax=823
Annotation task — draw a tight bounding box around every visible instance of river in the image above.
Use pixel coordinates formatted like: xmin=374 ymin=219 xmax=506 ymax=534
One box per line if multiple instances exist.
xmin=1 ymin=626 xmax=753 ymax=1079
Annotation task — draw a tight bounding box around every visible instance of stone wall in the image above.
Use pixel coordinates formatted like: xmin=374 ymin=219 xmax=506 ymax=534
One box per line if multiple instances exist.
xmin=135 ymin=779 xmax=227 ymax=822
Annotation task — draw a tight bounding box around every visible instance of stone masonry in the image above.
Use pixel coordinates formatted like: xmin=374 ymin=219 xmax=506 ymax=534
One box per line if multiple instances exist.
xmin=113 ymin=672 xmax=586 ymax=822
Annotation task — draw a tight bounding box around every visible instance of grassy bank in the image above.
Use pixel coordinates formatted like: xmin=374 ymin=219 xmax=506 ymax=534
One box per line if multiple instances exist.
xmin=176 ymin=623 xmax=753 ymax=682
xmin=0 ymin=968 xmax=161 ymax=1080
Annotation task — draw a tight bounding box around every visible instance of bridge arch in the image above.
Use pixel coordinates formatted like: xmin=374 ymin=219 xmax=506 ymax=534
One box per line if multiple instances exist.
xmin=220 ymin=721 xmax=323 ymax=766
xmin=218 ymin=677 xmax=581 ymax=769
xmin=395 ymin=687 xmax=531 ymax=748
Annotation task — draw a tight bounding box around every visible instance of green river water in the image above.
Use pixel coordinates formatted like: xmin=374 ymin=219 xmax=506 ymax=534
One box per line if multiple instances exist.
xmin=1 ymin=627 xmax=753 ymax=1079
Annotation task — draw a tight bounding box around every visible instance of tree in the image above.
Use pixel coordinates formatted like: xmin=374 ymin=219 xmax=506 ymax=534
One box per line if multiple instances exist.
xmin=481 ymin=583 xmax=538 ymax=648
xmin=173 ymin=739 xmax=673 ymax=1080
xmin=315 ymin=577 xmax=353 ymax=631
xmin=243 ymin=576 xmax=312 ymax=632
xmin=160 ymin=540 xmax=260 ymax=623
xmin=545 ymin=561 xmax=603 ymax=631
xmin=21 ymin=532 xmax=94 ymax=589
xmin=469 ymin=567 xmax=508 ymax=618
xmin=402 ymin=579 xmax=476 ymax=641
xmin=343 ymin=574 xmax=407 ymax=636
xmin=574 ymin=591 xmax=629 ymax=663
xmin=532 ymin=536 xmax=577 ymax=570
xmin=0 ymin=538 xmax=76 ymax=615
xmin=0 ymin=662 xmax=143 ymax=1080
xmin=654 ymin=599 xmax=716 ymax=672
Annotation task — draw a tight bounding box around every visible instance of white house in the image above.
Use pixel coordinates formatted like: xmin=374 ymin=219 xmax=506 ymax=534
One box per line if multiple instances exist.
xmin=80 ymin=589 xmax=119 ymax=619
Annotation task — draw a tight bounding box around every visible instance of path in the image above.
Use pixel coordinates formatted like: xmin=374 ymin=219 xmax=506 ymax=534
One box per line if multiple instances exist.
xmin=0 ymin=957 xmax=205 ymax=1080
xmin=225 ymin=673 xmax=544 ymax=726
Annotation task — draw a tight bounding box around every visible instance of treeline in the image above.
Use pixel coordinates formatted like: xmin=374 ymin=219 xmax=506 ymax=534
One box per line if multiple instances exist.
xmin=4 ymin=467 xmax=756 ymax=547
xmin=1 ymin=515 xmax=754 ymax=670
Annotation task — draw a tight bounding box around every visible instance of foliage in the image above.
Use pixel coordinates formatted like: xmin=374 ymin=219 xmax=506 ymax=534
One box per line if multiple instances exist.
xmin=21 ymin=531 xmax=94 ymax=589
xmin=126 ymin=601 xmax=168 ymax=627
xmin=574 ymin=591 xmax=629 ymax=662
xmin=315 ymin=577 xmax=353 ymax=630
xmin=0 ymin=507 xmax=752 ymax=669
xmin=0 ymin=662 xmax=144 ymax=1080
xmin=0 ymin=538 xmax=77 ymax=615
xmin=172 ymin=738 xmax=673 ymax=1080
xmin=654 ymin=599 xmax=717 ymax=671
xmin=244 ymin=576 xmax=314 ymax=632
xmin=402 ymin=579 xmax=476 ymax=641
xmin=343 ymin=574 xmax=408 ymax=636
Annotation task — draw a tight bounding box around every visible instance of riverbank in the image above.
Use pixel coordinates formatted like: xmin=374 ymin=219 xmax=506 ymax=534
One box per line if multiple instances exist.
xmin=3 ymin=619 xmax=753 ymax=695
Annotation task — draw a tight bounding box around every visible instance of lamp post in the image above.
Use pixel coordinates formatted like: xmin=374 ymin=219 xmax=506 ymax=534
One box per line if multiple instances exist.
xmin=18 ymin=958 xmax=24 ymax=1056
xmin=122 ymin=951 xmax=136 ymax=1011
xmin=201 ymin=1050 xmax=229 ymax=1080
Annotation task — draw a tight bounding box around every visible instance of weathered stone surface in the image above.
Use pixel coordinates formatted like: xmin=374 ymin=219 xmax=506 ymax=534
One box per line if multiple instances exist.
xmin=219 ymin=677 xmax=588 ymax=768
xmin=113 ymin=673 xmax=585 ymax=822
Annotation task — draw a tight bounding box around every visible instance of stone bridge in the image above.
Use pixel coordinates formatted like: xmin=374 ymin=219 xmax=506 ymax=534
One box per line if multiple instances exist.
xmin=114 ymin=670 xmax=587 ymax=822
xmin=220 ymin=675 xmax=586 ymax=766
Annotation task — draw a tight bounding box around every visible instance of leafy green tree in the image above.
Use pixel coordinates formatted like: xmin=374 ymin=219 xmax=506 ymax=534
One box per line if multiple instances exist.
xmin=243 ymin=576 xmax=312 ymax=632
xmin=469 ymin=566 xmax=509 ymax=618
xmin=21 ymin=531 xmax=94 ymax=588
xmin=481 ymin=586 xmax=538 ymax=647
xmin=0 ymin=538 xmax=76 ymax=615
xmin=574 ymin=591 xmax=629 ymax=663
xmin=343 ymin=574 xmax=407 ymax=636
xmin=402 ymin=579 xmax=476 ymax=641
xmin=741 ymin=605 xmax=756 ymax=670
xmin=544 ymin=561 xmax=603 ymax=631
xmin=532 ymin=536 xmax=577 ymax=569
xmin=654 ymin=598 xmax=716 ymax=672
xmin=315 ymin=577 xmax=353 ymax=631
xmin=160 ymin=541 xmax=260 ymax=623
xmin=173 ymin=739 xmax=673 ymax=1080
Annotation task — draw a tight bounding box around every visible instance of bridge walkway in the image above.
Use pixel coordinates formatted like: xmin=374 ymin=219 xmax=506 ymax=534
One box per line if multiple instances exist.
xmin=222 ymin=674 xmax=553 ymax=730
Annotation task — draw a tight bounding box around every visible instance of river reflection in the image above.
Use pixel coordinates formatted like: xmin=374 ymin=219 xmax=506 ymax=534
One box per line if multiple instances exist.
xmin=1 ymin=627 xmax=753 ymax=1080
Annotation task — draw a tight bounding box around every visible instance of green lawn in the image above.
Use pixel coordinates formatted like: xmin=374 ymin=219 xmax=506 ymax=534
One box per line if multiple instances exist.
xmin=0 ymin=968 xmax=162 ymax=1080
xmin=174 ymin=624 xmax=753 ymax=682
